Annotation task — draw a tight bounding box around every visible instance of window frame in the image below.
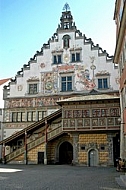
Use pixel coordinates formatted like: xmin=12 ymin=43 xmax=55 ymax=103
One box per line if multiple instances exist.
xmin=38 ymin=111 xmax=46 ymax=121
xmin=71 ymin=52 xmax=81 ymax=62
xmin=28 ymin=83 xmax=38 ymax=94
xmin=95 ymin=74 xmax=110 ymax=90
xmin=12 ymin=112 xmax=26 ymax=122
xmin=60 ymin=73 xmax=74 ymax=92
xmin=27 ymin=111 xmax=36 ymax=122
xmin=53 ymin=54 xmax=62 ymax=64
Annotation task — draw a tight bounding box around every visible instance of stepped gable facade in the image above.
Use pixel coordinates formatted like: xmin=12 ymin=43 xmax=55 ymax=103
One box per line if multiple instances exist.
xmin=0 ymin=4 xmax=120 ymax=166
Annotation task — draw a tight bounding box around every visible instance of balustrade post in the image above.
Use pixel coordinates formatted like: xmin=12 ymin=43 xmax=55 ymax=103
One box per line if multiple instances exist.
xmin=2 ymin=143 xmax=6 ymax=164
xmin=44 ymin=120 xmax=48 ymax=165
xmin=24 ymin=130 xmax=27 ymax=164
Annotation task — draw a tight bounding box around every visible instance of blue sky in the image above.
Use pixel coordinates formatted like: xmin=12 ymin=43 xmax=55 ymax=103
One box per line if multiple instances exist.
xmin=0 ymin=0 xmax=116 ymax=79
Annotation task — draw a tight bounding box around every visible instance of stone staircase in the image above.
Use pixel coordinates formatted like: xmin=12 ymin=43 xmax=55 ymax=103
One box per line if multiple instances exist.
xmin=5 ymin=125 xmax=63 ymax=163
xmin=115 ymin=173 xmax=126 ymax=188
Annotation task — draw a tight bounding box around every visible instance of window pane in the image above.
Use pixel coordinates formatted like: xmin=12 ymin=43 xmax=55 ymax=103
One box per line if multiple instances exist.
xmin=72 ymin=54 xmax=75 ymax=62
xmin=103 ymin=78 xmax=108 ymax=89
xmin=17 ymin=112 xmax=21 ymax=122
xmin=27 ymin=112 xmax=32 ymax=121
xmin=32 ymin=112 xmax=36 ymax=121
xmin=29 ymin=84 xmax=37 ymax=94
xmin=58 ymin=55 xmax=61 ymax=63
xmin=38 ymin=111 xmax=43 ymax=120
xmin=62 ymin=77 xmax=66 ymax=81
xmin=76 ymin=53 xmax=80 ymax=61
xmin=98 ymin=79 xmax=102 ymax=89
xmin=12 ymin=112 xmax=17 ymax=122
xmin=62 ymin=82 xmax=66 ymax=91
xmin=22 ymin=112 xmax=25 ymax=122
xmin=67 ymin=76 xmax=72 ymax=81
xmin=67 ymin=82 xmax=72 ymax=91
xmin=54 ymin=55 xmax=57 ymax=64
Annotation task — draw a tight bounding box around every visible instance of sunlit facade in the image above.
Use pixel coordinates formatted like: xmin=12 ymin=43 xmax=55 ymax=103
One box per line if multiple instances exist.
xmin=113 ymin=0 xmax=126 ymax=159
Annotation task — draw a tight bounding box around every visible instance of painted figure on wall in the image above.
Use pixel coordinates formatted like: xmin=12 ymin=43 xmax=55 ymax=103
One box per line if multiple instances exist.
xmin=76 ymin=68 xmax=96 ymax=91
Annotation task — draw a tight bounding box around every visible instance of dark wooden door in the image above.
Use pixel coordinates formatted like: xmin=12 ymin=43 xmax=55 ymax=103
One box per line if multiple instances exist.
xmin=38 ymin=152 xmax=44 ymax=164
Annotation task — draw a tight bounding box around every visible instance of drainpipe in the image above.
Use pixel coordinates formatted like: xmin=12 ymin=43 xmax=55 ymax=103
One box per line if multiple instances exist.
xmin=24 ymin=130 xmax=27 ymax=164
xmin=44 ymin=120 xmax=48 ymax=165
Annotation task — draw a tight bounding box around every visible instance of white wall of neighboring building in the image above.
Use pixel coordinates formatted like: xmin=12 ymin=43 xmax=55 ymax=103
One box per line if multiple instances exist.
xmin=0 ymin=79 xmax=11 ymax=159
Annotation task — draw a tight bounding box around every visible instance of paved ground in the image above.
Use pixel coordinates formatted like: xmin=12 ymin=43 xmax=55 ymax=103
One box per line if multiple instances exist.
xmin=0 ymin=164 xmax=125 ymax=190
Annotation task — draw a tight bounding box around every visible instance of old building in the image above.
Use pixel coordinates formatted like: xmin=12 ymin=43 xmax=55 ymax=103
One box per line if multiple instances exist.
xmin=113 ymin=0 xmax=126 ymax=159
xmin=0 ymin=4 xmax=120 ymax=166
xmin=0 ymin=94 xmax=120 ymax=166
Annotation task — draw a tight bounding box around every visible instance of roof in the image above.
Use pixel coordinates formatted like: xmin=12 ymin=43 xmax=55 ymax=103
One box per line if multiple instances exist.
xmin=57 ymin=94 xmax=119 ymax=104
xmin=0 ymin=78 xmax=11 ymax=86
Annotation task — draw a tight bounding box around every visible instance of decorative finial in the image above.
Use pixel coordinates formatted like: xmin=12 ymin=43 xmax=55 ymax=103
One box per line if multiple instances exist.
xmin=63 ymin=3 xmax=70 ymax=12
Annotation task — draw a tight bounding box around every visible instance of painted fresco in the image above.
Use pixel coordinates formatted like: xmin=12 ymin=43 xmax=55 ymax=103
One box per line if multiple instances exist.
xmin=5 ymin=96 xmax=69 ymax=109
xmin=40 ymin=61 xmax=97 ymax=94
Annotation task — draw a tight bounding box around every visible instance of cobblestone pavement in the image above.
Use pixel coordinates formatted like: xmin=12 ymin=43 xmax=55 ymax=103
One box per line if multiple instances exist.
xmin=0 ymin=164 xmax=125 ymax=190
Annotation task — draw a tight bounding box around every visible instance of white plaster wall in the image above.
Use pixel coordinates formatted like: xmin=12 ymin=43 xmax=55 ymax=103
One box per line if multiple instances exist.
xmin=0 ymin=81 xmax=10 ymax=108
xmin=8 ymin=30 xmax=119 ymax=98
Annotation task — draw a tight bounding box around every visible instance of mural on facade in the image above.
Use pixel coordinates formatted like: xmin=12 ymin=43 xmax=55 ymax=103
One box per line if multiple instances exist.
xmin=5 ymin=96 xmax=70 ymax=109
xmin=40 ymin=60 xmax=97 ymax=93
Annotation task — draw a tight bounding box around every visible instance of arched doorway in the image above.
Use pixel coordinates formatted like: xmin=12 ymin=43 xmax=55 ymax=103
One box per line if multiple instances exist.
xmin=59 ymin=141 xmax=73 ymax=164
xmin=88 ymin=149 xmax=98 ymax=166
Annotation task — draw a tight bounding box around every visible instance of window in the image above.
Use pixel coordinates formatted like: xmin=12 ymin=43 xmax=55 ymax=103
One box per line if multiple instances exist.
xmin=12 ymin=112 xmax=25 ymax=122
xmin=71 ymin=52 xmax=80 ymax=62
xmin=100 ymin=145 xmax=105 ymax=150
xmin=81 ymin=146 xmax=85 ymax=150
xmin=29 ymin=84 xmax=38 ymax=94
xmin=98 ymin=78 xmax=108 ymax=89
xmin=61 ymin=76 xmax=72 ymax=91
xmin=38 ymin=111 xmax=46 ymax=121
xmin=53 ymin=55 xmax=62 ymax=64
xmin=27 ymin=111 xmax=36 ymax=122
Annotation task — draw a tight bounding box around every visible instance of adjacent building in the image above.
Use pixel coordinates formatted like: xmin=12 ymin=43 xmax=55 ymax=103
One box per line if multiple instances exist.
xmin=0 ymin=78 xmax=11 ymax=159
xmin=113 ymin=0 xmax=126 ymax=159
xmin=0 ymin=4 xmax=120 ymax=166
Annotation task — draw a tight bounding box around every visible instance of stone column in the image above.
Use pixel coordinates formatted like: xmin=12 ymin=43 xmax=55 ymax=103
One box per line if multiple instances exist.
xmin=107 ymin=134 xmax=114 ymax=166
xmin=72 ymin=134 xmax=79 ymax=165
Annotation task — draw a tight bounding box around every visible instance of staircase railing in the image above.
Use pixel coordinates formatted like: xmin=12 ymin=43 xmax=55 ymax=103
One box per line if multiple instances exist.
xmin=5 ymin=125 xmax=63 ymax=163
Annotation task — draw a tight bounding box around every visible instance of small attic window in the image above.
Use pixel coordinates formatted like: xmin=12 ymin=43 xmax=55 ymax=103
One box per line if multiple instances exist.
xmin=63 ymin=35 xmax=70 ymax=49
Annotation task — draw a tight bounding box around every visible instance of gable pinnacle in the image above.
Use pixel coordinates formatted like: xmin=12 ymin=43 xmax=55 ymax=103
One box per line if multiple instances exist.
xmin=63 ymin=3 xmax=70 ymax=12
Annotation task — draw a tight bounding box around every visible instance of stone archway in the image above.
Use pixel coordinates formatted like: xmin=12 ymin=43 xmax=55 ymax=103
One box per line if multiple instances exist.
xmin=88 ymin=149 xmax=98 ymax=166
xmin=59 ymin=141 xmax=73 ymax=164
